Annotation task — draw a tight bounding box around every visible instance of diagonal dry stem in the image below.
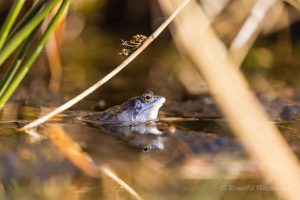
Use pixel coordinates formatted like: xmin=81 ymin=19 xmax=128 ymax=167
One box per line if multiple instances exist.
xmin=159 ymin=1 xmax=300 ymax=200
xmin=20 ymin=0 xmax=192 ymax=131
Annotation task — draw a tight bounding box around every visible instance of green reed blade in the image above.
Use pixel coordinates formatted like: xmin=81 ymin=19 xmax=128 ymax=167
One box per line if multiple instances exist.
xmin=0 ymin=0 xmax=59 ymax=67
xmin=0 ymin=0 xmax=25 ymax=51
xmin=9 ymin=0 xmax=47 ymax=38
xmin=0 ymin=0 xmax=70 ymax=109
xmin=0 ymin=26 xmax=40 ymax=98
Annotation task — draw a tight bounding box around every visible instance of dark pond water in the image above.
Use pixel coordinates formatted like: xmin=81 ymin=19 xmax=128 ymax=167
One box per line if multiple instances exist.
xmin=0 ymin=100 xmax=298 ymax=200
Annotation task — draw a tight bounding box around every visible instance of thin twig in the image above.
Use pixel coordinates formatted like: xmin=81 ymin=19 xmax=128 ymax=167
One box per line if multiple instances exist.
xmin=20 ymin=0 xmax=191 ymax=131
xmin=45 ymin=124 xmax=143 ymax=200
xmin=229 ymin=0 xmax=279 ymax=66
xmin=229 ymin=0 xmax=277 ymax=50
xmin=100 ymin=166 xmax=143 ymax=200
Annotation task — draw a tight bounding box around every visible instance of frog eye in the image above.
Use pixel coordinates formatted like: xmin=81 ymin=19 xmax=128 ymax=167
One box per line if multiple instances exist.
xmin=143 ymin=94 xmax=153 ymax=102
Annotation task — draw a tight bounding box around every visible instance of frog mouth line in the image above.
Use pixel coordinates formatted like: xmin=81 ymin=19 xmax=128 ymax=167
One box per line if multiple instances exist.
xmin=140 ymin=98 xmax=166 ymax=112
xmin=142 ymin=102 xmax=164 ymax=111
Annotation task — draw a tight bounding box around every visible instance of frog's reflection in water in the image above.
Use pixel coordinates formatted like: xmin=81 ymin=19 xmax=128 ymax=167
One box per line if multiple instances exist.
xmin=87 ymin=121 xmax=166 ymax=151
xmin=84 ymin=120 xmax=233 ymax=154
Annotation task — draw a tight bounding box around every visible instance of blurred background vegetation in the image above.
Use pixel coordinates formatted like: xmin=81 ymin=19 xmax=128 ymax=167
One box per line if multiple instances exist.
xmin=1 ymin=0 xmax=300 ymax=108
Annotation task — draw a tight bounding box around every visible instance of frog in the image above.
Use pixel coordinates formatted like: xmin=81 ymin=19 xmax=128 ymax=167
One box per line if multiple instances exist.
xmin=81 ymin=90 xmax=166 ymax=123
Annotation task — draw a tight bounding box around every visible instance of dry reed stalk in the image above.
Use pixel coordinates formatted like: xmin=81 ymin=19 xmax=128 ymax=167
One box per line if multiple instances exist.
xmin=19 ymin=0 xmax=192 ymax=131
xmin=46 ymin=3 xmax=69 ymax=93
xmin=45 ymin=124 xmax=143 ymax=200
xmin=285 ymin=0 xmax=300 ymax=10
xmin=230 ymin=0 xmax=277 ymax=50
xmin=229 ymin=0 xmax=277 ymax=65
xmin=46 ymin=32 xmax=63 ymax=93
xmin=158 ymin=1 xmax=300 ymax=200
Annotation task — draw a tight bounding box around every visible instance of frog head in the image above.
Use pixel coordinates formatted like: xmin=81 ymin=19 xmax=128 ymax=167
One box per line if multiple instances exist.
xmin=129 ymin=90 xmax=166 ymax=121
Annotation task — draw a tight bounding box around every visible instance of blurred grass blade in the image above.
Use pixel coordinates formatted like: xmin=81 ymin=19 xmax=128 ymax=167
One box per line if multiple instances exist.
xmin=0 ymin=26 xmax=40 ymax=99
xmin=0 ymin=0 xmax=70 ymax=109
xmin=0 ymin=0 xmax=59 ymax=67
xmin=0 ymin=0 xmax=25 ymax=50
xmin=9 ymin=0 xmax=48 ymax=38
xmin=1 ymin=0 xmax=48 ymax=95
